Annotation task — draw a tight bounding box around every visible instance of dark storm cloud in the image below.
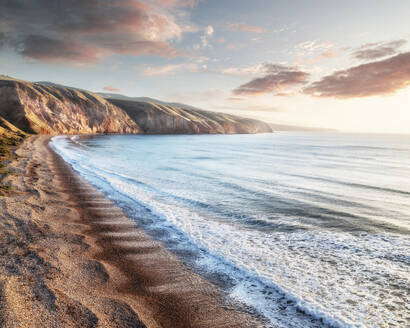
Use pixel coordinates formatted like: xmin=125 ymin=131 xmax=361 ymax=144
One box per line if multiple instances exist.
xmin=0 ymin=0 xmax=184 ymax=63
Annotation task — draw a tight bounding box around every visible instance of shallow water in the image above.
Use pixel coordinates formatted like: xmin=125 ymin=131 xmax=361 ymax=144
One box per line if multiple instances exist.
xmin=52 ymin=132 xmax=410 ymax=328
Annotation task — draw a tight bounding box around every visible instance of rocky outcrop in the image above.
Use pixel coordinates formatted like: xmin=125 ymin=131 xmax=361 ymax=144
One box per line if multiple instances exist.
xmin=110 ymin=99 xmax=272 ymax=134
xmin=0 ymin=77 xmax=141 ymax=134
xmin=0 ymin=76 xmax=272 ymax=135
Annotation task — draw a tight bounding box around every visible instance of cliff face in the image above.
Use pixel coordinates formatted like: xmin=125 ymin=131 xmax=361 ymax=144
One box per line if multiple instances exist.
xmin=0 ymin=76 xmax=272 ymax=135
xmin=0 ymin=78 xmax=141 ymax=134
xmin=110 ymin=99 xmax=272 ymax=134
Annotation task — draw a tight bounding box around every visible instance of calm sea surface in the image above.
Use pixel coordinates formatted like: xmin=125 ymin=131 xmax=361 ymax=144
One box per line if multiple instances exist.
xmin=52 ymin=133 xmax=410 ymax=328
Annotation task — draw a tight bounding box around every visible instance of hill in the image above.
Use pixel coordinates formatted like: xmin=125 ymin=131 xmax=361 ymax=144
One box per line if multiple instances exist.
xmin=0 ymin=76 xmax=140 ymax=134
xmin=0 ymin=76 xmax=272 ymax=135
xmin=110 ymin=99 xmax=272 ymax=134
xmin=97 ymin=93 xmax=204 ymax=112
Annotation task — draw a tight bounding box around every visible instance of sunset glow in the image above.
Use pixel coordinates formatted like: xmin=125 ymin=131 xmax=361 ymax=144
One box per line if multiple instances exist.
xmin=1 ymin=0 xmax=409 ymax=133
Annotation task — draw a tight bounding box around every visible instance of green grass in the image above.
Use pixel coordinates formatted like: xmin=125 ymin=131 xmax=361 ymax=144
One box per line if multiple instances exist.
xmin=0 ymin=129 xmax=26 ymax=195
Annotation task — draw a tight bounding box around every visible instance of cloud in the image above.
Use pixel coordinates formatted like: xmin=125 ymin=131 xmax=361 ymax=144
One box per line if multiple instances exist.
xmin=319 ymin=50 xmax=338 ymax=59
xmin=228 ymin=23 xmax=267 ymax=34
xmin=19 ymin=35 xmax=103 ymax=63
xmin=352 ymin=32 xmax=369 ymax=39
xmin=304 ymin=52 xmax=410 ymax=98
xmin=352 ymin=39 xmax=407 ymax=60
xmin=0 ymin=0 xmax=197 ymax=64
xmin=272 ymin=27 xmax=288 ymax=34
xmin=153 ymin=0 xmax=200 ymax=7
xmin=220 ymin=64 xmax=264 ymax=76
xmin=233 ymin=64 xmax=310 ymax=95
xmin=194 ymin=25 xmax=214 ymax=49
xmin=295 ymin=40 xmax=334 ymax=56
xmin=103 ymin=85 xmax=121 ymax=92
xmin=205 ymin=25 xmax=214 ymax=36
xmin=140 ymin=62 xmax=205 ymax=76
xmin=341 ymin=46 xmax=352 ymax=51
xmin=142 ymin=64 xmax=181 ymax=76
xmin=202 ymin=25 xmax=214 ymax=47
xmin=297 ymin=40 xmax=333 ymax=51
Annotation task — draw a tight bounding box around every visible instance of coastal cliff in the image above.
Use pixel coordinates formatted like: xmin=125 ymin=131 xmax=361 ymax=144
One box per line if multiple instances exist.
xmin=110 ymin=99 xmax=272 ymax=134
xmin=0 ymin=76 xmax=272 ymax=135
xmin=0 ymin=77 xmax=140 ymax=134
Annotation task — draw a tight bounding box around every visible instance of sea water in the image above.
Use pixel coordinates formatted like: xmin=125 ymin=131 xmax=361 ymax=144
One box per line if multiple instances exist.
xmin=51 ymin=133 xmax=410 ymax=328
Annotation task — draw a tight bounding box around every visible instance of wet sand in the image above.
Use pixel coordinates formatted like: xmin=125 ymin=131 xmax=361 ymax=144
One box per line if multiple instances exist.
xmin=0 ymin=135 xmax=262 ymax=328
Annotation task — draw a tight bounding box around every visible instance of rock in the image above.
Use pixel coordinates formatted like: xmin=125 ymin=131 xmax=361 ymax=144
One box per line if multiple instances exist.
xmin=110 ymin=99 xmax=272 ymax=134
xmin=0 ymin=76 xmax=272 ymax=135
xmin=0 ymin=77 xmax=140 ymax=134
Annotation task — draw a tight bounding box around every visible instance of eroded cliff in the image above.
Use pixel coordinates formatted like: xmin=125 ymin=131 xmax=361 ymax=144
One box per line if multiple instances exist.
xmin=0 ymin=77 xmax=141 ymax=134
xmin=0 ymin=76 xmax=272 ymax=135
xmin=110 ymin=99 xmax=272 ymax=134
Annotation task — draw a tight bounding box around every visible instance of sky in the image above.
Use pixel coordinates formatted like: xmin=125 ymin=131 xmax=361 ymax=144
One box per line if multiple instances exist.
xmin=1 ymin=0 xmax=410 ymax=133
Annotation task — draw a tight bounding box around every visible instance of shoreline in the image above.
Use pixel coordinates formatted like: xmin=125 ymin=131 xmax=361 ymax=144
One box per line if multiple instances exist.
xmin=0 ymin=135 xmax=262 ymax=327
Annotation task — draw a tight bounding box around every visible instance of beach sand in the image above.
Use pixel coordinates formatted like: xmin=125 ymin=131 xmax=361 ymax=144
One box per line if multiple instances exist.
xmin=0 ymin=136 xmax=262 ymax=328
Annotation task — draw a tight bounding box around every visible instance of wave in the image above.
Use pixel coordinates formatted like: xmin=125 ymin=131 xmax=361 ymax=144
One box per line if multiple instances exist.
xmin=51 ymin=135 xmax=410 ymax=328
xmin=285 ymin=172 xmax=410 ymax=197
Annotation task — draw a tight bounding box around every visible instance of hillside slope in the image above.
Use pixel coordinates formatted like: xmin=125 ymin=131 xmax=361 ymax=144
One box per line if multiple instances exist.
xmin=0 ymin=116 xmax=27 ymax=143
xmin=0 ymin=76 xmax=141 ymax=134
xmin=0 ymin=76 xmax=272 ymax=135
xmin=110 ymin=99 xmax=272 ymax=134
xmin=97 ymin=93 xmax=202 ymax=112
xmin=0 ymin=116 xmax=27 ymax=194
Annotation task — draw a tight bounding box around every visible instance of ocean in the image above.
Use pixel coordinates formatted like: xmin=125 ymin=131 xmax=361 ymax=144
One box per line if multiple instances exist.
xmin=51 ymin=132 xmax=410 ymax=328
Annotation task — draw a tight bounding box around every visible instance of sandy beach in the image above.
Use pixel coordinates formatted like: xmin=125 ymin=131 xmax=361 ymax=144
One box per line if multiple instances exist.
xmin=0 ymin=136 xmax=262 ymax=328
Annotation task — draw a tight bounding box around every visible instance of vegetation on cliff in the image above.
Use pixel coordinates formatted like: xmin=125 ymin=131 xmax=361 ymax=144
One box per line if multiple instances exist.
xmin=0 ymin=75 xmax=272 ymax=135
xmin=0 ymin=116 xmax=27 ymax=195
xmin=0 ymin=76 xmax=140 ymax=134
xmin=110 ymin=99 xmax=272 ymax=134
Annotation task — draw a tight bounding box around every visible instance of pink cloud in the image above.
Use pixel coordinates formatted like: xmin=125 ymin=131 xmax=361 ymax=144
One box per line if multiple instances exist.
xmin=0 ymin=0 xmax=189 ymax=64
xmin=319 ymin=50 xmax=338 ymax=59
xmin=304 ymin=52 xmax=410 ymax=98
xmin=153 ymin=0 xmax=200 ymax=7
xmin=103 ymin=85 xmax=121 ymax=92
xmin=233 ymin=64 xmax=310 ymax=96
xmin=228 ymin=23 xmax=267 ymax=34
xmin=352 ymin=39 xmax=407 ymax=61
